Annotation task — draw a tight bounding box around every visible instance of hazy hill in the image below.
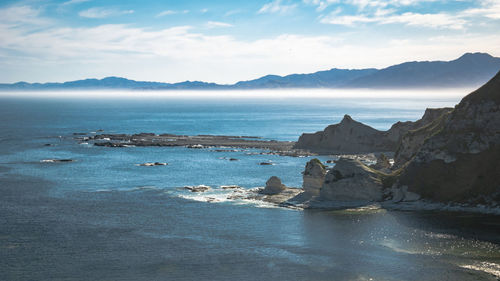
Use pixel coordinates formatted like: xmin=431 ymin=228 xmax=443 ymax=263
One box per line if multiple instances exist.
xmin=1 ymin=53 xmax=499 ymax=90
xmin=344 ymin=52 xmax=500 ymax=89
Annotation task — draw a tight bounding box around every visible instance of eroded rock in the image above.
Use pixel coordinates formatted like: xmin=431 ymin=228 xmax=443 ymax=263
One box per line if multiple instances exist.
xmin=319 ymin=158 xmax=383 ymax=202
xmin=302 ymin=158 xmax=326 ymax=196
xmin=262 ymin=176 xmax=286 ymax=195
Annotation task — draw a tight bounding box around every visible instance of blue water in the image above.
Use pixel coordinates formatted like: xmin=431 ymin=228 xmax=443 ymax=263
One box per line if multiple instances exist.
xmin=1 ymin=93 xmax=499 ymax=281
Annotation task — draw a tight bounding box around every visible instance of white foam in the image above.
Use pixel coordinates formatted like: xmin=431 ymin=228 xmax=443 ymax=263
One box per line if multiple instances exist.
xmin=460 ymin=262 xmax=500 ymax=278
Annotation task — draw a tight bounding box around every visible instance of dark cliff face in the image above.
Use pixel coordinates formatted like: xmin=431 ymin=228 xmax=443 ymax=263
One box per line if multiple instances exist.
xmin=294 ymin=115 xmax=392 ymax=154
xmin=294 ymin=108 xmax=452 ymax=155
xmin=399 ymin=71 xmax=500 ymax=202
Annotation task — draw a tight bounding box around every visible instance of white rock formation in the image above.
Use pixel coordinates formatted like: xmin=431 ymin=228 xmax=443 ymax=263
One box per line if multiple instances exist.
xmin=302 ymin=159 xmax=326 ymax=196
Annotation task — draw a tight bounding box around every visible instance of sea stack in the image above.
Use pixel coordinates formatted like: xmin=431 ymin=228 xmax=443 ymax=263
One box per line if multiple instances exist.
xmin=302 ymin=158 xmax=326 ymax=196
xmin=263 ymin=176 xmax=286 ymax=195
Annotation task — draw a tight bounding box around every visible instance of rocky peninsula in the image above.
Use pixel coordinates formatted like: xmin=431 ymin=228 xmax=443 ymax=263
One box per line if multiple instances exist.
xmin=190 ymin=70 xmax=500 ymax=214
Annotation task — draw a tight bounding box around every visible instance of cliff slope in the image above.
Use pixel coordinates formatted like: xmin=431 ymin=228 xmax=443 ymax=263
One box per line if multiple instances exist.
xmin=398 ymin=70 xmax=500 ymax=202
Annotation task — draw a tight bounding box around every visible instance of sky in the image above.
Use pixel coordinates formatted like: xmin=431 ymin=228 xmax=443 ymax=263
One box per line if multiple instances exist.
xmin=1 ymin=0 xmax=500 ymax=84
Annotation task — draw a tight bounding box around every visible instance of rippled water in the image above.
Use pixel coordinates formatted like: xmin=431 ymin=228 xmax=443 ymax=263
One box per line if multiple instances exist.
xmin=1 ymin=91 xmax=499 ymax=281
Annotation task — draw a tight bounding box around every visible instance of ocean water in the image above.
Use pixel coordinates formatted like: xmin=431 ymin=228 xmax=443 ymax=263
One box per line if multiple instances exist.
xmin=1 ymin=91 xmax=499 ymax=281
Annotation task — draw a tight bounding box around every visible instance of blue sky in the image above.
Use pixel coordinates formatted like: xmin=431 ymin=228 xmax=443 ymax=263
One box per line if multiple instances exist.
xmin=1 ymin=0 xmax=499 ymax=83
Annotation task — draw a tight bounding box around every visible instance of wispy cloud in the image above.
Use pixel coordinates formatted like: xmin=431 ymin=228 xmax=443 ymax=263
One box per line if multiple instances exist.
xmin=0 ymin=5 xmax=50 ymax=26
xmin=79 ymin=7 xmax=134 ymax=19
xmin=303 ymin=0 xmax=339 ymax=12
xmin=61 ymin=0 xmax=90 ymax=6
xmin=225 ymin=9 xmax=241 ymax=16
xmin=461 ymin=0 xmax=500 ymax=20
xmin=258 ymin=0 xmax=297 ymax=14
xmin=321 ymin=11 xmax=466 ymax=29
xmin=206 ymin=21 xmax=233 ymax=28
xmin=156 ymin=9 xmax=189 ymax=17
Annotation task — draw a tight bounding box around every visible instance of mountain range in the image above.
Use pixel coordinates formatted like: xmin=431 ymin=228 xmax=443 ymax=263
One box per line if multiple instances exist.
xmin=1 ymin=52 xmax=499 ymax=90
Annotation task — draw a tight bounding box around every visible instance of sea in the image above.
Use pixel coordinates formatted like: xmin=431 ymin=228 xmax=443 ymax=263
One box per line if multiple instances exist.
xmin=1 ymin=89 xmax=499 ymax=281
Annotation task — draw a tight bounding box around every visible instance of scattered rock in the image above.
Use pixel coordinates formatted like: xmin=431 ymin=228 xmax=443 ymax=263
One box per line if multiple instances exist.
xmin=187 ymin=144 xmax=204 ymax=149
xmin=221 ymin=185 xmax=241 ymax=189
xmin=184 ymin=185 xmax=211 ymax=192
xmin=40 ymin=159 xmax=75 ymax=163
xmin=262 ymin=176 xmax=286 ymax=195
xmin=139 ymin=162 xmax=168 ymax=166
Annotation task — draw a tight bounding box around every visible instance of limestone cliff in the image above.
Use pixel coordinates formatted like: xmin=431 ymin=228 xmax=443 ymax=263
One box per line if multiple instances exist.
xmin=302 ymin=158 xmax=326 ymax=196
xmin=398 ymin=70 xmax=500 ymax=202
xmin=294 ymin=115 xmax=393 ymax=153
xmin=319 ymin=158 xmax=383 ymax=202
xmin=294 ymin=109 xmax=451 ymax=154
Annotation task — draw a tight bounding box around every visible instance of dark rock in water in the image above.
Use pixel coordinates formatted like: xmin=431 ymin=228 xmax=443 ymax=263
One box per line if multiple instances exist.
xmin=184 ymin=185 xmax=211 ymax=192
xmin=221 ymin=185 xmax=241 ymax=189
xmin=94 ymin=142 xmax=128 ymax=148
xmin=41 ymin=159 xmax=75 ymax=163
xmin=397 ymin=70 xmax=500 ymax=203
xmin=139 ymin=162 xmax=168 ymax=166
xmin=259 ymin=162 xmax=273 ymax=165
xmin=229 ymin=158 xmax=239 ymax=161
xmin=44 ymin=144 xmax=53 ymax=146
xmin=262 ymin=176 xmax=286 ymax=195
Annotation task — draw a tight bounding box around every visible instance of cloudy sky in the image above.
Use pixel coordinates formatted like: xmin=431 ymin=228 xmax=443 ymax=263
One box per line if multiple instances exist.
xmin=1 ymin=0 xmax=500 ymax=84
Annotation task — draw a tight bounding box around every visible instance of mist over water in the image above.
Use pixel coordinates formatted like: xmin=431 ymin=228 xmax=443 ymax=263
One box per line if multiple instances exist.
xmin=1 ymin=90 xmax=499 ymax=281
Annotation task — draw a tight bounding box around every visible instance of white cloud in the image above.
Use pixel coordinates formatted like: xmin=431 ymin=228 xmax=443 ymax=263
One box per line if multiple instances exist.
xmin=461 ymin=0 xmax=500 ymax=19
xmin=206 ymin=21 xmax=233 ymax=28
xmin=321 ymin=9 xmax=466 ymax=29
xmin=156 ymin=9 xmax=189 ymax=17
xmin=79 ymin=7 xmax=134 ymax=18
xmin=1 ymin=3 xmax=499 ymax=84
xmin=0 ymin=5 xmax=50 ymax=26
xmin=258 ymin=0 xmax=297 ymax=14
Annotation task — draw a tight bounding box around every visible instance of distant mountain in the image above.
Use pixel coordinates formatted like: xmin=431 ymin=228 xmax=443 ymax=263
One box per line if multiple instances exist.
xmin=232 ymin=69 xmax=377 ymax=89
xmin=0 ymin=77 xmax=224 ymax=91
xmin=343 ymin=52 xmax=500 ymax=89
xmin=1 ymin=52 xmax=499 ymax=90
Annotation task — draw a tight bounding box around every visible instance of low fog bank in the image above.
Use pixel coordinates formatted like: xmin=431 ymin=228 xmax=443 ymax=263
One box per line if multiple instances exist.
xmin=0 ymin=88 xmax=474 ymax=100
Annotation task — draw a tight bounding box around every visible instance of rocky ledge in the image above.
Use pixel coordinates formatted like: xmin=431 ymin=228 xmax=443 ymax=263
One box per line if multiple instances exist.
xmin=74 ymin=132 xmax=314 ymax=156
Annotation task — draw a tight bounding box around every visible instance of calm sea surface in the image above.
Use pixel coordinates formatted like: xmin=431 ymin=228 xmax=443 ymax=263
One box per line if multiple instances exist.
xmin=1 ymin=91 xmax=499 ymax=281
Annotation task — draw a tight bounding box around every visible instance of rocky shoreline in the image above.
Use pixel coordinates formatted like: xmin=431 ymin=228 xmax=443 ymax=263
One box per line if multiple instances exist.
xmin=74 ymin=132 xmax=315 ymax=157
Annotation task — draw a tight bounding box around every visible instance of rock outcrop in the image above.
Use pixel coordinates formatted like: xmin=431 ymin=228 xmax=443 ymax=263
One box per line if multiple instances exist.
xmin=370 ymin=153 xmax=391 ymax=171
xmin=262 ymin=176 xmax=286 ymax=195
xmin=302 ymin=159 xmax=326 ymax=196
xmin=294 ymin=109 xmax=452 ymax=155
xmin=397 ymin=70 xmax=500 ymax=203
xmin=319 ymin=158 xmax=384 ymax=202
xmin=294 ymin=115 xmax=391 ymax=153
